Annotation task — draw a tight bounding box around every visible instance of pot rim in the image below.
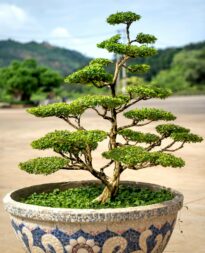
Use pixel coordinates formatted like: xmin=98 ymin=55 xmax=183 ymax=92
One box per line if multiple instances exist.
xmin=3 ymin=180 xmax=183 ymax=223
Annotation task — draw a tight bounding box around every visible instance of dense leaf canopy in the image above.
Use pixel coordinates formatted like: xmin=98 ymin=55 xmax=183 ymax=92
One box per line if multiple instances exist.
xmin=32 ymin=130 xmax=107 ymax=154
xmin=19 ymin=157 xmax=69 ymax=175
xmin=156 ymin=124 xmax=190 ymax=137
xmin=28 ymin=102 xmax=84 ymax=118
xmin=119 ymin=129 xmax=160 ymax=143
xmin=0 ymin=59 xmax=62 ymax=102
xmin=28 ymin=95 xmax=130 ymax=118
xmin=126 ymin=85 xmax=172 ymax=99
xmin=103 ymin=146 xmax=185 ymax=168
xmin=107 ymin=11 xmax=141 ymax=25
xmin=97 ymin=35 xmax=157 ymax=58
xmin=89 ymin=58 xmax=113 ymax=66
xmin=170 ymin=132 xmax=203 ymax=143
xmin=156 ymin=124 xmax=203 ymax=143
xmin=136 ymin=33 xmax=157 ymax=44
xmin=64 ymin=59 xmax=113 ymax=86
xmin=124 ymin=108 xmax=176 ymax=122
xmin=127 ymin=64 xmax=150 ymax=74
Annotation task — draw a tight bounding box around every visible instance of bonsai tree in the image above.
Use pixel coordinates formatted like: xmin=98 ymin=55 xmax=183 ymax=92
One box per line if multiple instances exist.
xmin=20 ymin=11 xmax=203 ymax=204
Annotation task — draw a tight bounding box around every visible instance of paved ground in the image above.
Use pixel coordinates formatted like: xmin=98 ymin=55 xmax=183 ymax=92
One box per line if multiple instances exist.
xmin=0 ymin=96 xmax=205 ymax=253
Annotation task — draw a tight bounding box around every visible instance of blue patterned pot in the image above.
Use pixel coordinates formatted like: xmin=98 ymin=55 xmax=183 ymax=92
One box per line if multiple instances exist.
xmin=3 ymin=181 xmax=183 ymax=253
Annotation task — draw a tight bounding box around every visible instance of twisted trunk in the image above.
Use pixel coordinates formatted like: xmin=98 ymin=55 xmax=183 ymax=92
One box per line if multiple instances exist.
xmin=94 ymin=163 xmax=123 ymax=204
xmin=94 ymin=178 xmax=120 ymax=203
xmin=94 ymin=60 xmax=126 ymax=204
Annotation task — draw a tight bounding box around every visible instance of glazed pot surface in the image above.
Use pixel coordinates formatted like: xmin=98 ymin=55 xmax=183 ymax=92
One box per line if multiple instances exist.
xmin=3 ymin=181 xmax=183 ymax=253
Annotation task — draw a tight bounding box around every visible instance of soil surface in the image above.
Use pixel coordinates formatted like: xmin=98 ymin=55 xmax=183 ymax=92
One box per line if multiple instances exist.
xmin=1 ymin=96 xmax=205 ymax=253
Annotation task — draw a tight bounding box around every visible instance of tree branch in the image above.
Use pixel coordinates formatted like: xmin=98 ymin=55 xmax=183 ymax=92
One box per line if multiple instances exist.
xmin=123 ymin=162 xmax=155 ymax=171
xmin=117 ymin=120 xmax=138 ymax=131
xmin=146 ymin=137 xmax=164 ymax=151
xmin=62 ymin=165 xmax=86 ymax=171
xmin=112 ymin=56 xmax=129 ymax=86
xmin=117 ymin=98 xmax=142 ymax=114
xmin=160 ymin=141 xmax=176 ymax=152
xmin=126 ymin=23 xmax=131 ymax=44
xmin=137 ymin=120 xmax=154 ymax=126
xmin=130 ymin=39 xmax=137 ymax=44
xmin=60 ymin=116 xmax=79 ymax=130
xmin=57 ymin=151 xmax=70 ymax=159
xmin=161 ymin=141 xmax=186 ymax=152
xmin=100 ymin=160 xmax=114 ymax=173
xmin=76 ymin=116 xmax=85 ymax=130
xmin=91 ymin=81 xmax=109 ymax=88
xmin=92 ymin=107 xmax=112 ymax=121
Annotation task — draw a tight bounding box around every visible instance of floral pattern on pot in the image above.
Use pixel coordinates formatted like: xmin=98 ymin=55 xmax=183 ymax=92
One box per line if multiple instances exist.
xmin=11 ymin=219 xmax=175 ymax=253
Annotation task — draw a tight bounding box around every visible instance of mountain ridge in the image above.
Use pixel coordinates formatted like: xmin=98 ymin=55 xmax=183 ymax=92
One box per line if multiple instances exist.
xmin=0 ymin=39 xmax=204 ymax=80
xmin=0 ymin=39 xmax=91 ymax=76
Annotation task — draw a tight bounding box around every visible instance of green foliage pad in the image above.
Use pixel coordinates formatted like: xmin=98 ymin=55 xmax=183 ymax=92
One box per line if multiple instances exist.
xmin=124 ymin=108 xmax=176 ymax=122
xmin=119 ymin=129 xmax=160 ymax=143
xmin=32 ymin=130 xmax=107 ymax=154
xmin=107 ymin=11 xmax=141 ymax=25
xmin=103 ymin=146 xmax=185 ymax=168
xmin=19 ymin=157 xmax=69 ymax=175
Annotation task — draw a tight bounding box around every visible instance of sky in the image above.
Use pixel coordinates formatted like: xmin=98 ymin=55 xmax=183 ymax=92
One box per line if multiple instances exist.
xmin=0 ymin=0 xmax=204 ymax=58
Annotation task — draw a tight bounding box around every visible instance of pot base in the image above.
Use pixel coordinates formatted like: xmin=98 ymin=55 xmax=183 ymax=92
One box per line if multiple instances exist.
xmin=11 ymin=214 xmax=176 ymax=253
xmin=3 ymin=181 xmax=183 ymax=253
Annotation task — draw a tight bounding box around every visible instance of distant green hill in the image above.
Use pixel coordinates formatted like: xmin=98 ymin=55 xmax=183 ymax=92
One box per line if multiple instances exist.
xmin=0 ymin=40 xmax=91 ymax=76
xmin=0 ymin=39 xmax=204 ymax=82
xmin=129 ymin=41 xmax=205 ymax=81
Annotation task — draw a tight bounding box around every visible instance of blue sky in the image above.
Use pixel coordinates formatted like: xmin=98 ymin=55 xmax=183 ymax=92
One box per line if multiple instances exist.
xmin=0 ymin=0 xmax=204 ymax=57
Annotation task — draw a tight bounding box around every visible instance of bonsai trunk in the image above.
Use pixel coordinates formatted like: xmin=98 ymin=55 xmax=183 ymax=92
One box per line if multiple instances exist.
xmin=94 ymin=163 xmax=122 ymax=203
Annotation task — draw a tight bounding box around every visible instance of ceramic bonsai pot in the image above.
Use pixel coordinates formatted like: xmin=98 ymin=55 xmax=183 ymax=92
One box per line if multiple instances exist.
xmin=3 ymin=180 xmax=183 ymax=253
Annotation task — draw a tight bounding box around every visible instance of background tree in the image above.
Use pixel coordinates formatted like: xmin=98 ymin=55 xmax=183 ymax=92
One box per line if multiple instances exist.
xmin=0 ymin=59 xmax=63 ymax=102
xmin=20 ymin=12 xmax=203 ymax=204
xmin=152 ymin=47 xmax=205 ymax=93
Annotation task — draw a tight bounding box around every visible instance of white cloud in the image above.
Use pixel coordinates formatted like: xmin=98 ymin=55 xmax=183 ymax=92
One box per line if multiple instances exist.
xmin=51 ymin=27 xmax=71 ymax=39
xmin=0 ymin=3 xmax=29 ymax=29
xmin=50 ymin=26 xmax=83 ymax=49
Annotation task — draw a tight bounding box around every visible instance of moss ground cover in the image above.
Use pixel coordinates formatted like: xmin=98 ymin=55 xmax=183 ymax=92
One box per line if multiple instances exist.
xmin=21 ymin=185 xmax=173 ymax=209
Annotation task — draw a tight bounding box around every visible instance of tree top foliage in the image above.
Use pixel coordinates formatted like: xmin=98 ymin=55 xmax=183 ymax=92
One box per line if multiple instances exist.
xmin=107 ymin=11 xmax=141 ymax=25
